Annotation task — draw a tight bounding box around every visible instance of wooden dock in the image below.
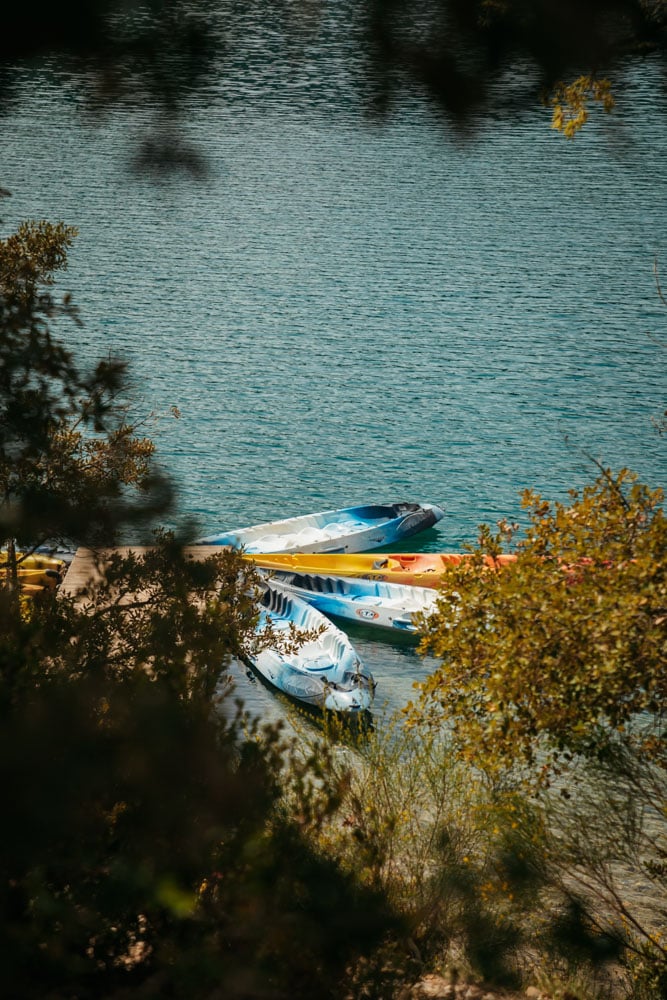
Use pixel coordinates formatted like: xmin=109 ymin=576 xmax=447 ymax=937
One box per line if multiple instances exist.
xmin=60 ymin=546 xmax=226 ymax=600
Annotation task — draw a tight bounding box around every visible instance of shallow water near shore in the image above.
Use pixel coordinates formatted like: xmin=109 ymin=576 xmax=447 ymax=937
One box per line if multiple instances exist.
xmin=2 ymin=22 xmax=666 ymax=719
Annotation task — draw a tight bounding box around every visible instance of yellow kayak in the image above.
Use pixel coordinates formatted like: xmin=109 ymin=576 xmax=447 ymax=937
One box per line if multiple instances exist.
xmin=0 ymin=552 xmax=67 ymax=574
xmin=0 ymin=553 xmax=65 ymax=598
xmin=16 ymin=582 xmax=52 ymax=597
xmin=244 ymin=552 xmax=516 ymax=589
xmin=0 ymin=566 xmax=62 ymax=590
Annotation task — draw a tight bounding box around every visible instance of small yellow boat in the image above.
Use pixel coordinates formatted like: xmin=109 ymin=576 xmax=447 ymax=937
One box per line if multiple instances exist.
xmin=15 ymin=582 xmax=51 ymax=598
xmin=0 ymin=552 xmax=66 ymax=600
xmin=0 ymin=552 xmax=66 ymax=572
xmin=244 ymin=552 xmax=516 ymax=589
xmin=0 ymin=567 xmax=62 ymax=589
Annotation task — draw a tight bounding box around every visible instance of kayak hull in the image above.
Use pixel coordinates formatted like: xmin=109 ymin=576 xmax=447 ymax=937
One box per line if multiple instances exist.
xmin=198 ymin=502 xmax=444 ymax=554
xmin=258 ymin=568 xmax=438 ymax=634
xmin=246 ymin=552 xmax=516 ymax=588
xmin=245 ymin=584 xmax=375 ymax=712
xmin=1 ymin=552 xmax=66 ymax=599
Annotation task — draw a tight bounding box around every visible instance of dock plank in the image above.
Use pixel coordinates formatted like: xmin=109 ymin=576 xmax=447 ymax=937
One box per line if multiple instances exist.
xmin=60 ymin=546 xmax=227 ymax=600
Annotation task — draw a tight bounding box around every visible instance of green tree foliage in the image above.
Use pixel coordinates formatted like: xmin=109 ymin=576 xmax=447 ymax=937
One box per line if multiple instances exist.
xmin=0 ymin=231 xmax=401 ymax=998
xmin=0 ymin=539 xmax=257 ymax=707
xmin=0 ymin=219 xmax=172 ymax=556
xmin=409 ymin=468 xmax=667 ymax=987
xmin=0 ymin=219 xmax=76 ymax=296
xmin=414 ymin=467 xmax=666 ymax=776
xmin=0 ymin=561 xmax=400 ymax=998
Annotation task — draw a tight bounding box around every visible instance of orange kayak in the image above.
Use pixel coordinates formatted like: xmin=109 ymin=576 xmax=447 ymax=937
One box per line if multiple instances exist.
xmin=244 ymin=552 xmax=516 ymax=589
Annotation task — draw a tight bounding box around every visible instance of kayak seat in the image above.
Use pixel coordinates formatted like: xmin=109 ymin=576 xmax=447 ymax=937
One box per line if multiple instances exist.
xmin=322 ymin=519 xmax=368 ymax=538
xmin=294 ymin=527 xmax=322 ymax=544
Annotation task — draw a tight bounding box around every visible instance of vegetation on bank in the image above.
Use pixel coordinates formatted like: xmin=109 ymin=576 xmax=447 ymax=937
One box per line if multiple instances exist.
xmin=0 ymin=221 xmax=402 ymax=999
xmin=306 ymin=467 xmax=666 ymax=999
xmin=1 ymin=221 xmax=665 ymax=999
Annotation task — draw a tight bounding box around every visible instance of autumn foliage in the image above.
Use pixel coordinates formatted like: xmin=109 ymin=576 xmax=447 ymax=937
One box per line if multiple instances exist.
xmin=414 ymin=468 xmax=666 ymax=776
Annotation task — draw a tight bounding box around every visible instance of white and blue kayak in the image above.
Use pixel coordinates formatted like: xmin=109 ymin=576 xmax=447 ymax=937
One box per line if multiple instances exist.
xmin=258 ymin=568 xmax=438 ymax=635
xmin=198 ymin=501 xmax=444 ymax=554
xmin=244 ymin=584 xmax=375 ymax=712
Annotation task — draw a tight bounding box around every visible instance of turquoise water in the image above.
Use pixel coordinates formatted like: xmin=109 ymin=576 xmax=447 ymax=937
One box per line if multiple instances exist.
xmin=2 ymin=42 xmax=666 ymax=719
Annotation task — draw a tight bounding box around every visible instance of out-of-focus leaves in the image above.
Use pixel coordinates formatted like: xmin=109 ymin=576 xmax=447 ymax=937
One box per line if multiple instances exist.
xmin=0 ymin=0 xmax=666 ymax=157
xmin=0 ymin=216 xmax=402 ymax=997
xmin=0 ymin=221 xmax=174 ymax=550
xmin=0 ymin=665 xmax=400 ymax=999
xmin=413 ymin=467 xmax=667 ymax=777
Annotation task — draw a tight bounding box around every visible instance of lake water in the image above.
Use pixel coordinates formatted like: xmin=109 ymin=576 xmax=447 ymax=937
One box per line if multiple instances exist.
xmin=2 ymin=26 xmax=666 ymax=722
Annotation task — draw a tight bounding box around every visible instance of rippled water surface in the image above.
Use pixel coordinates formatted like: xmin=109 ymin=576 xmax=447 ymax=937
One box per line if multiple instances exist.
xmin=3 ymin=28 xmax=666 ymax=718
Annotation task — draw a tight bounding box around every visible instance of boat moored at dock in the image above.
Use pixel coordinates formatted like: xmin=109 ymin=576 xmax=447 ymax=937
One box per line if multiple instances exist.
xmin=244 ymin=583 xmax=375 ymax=712
xmin=257 ymin=567 xmax=438 ymax=634
xmin=246 ymin=551 xmax=516 ymax=588
xmin=197 ymin=501 xmax=444 ymax=554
